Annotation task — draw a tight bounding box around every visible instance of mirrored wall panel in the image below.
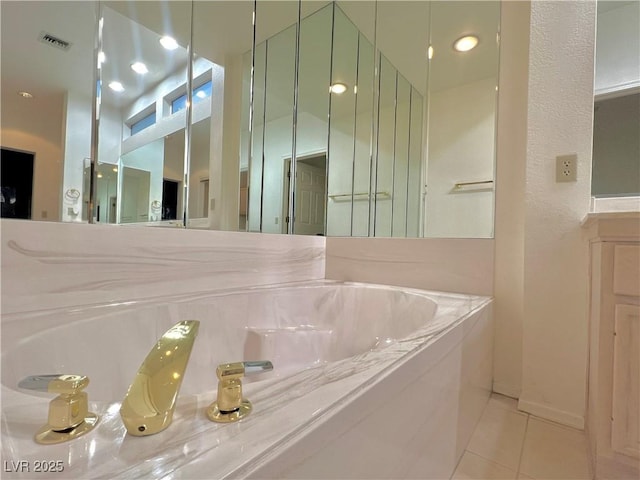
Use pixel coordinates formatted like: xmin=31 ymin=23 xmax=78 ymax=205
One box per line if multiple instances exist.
xmin=424 ymin=1 xmax=500 ymax=238
xmin=245 ymin=0 xmax=499 ymax=238
xmin=94 ymin=1 xmax=252 ymax=229
xmin=1 ymin=0 xmax=500 ymax=238
xmin=95 ymin=1 xmax=191 ymax=225
xmin=1 ymin=1 xmax=96 ymax=223
xmin=191 ymin=1 xmax=254 ymax=230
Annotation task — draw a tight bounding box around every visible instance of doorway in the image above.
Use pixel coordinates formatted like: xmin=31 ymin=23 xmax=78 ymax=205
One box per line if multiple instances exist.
xmin=283 ymin=153 xmax=327 ymax=235
xmin=162 ymin=179 xmax=179 ymax=220
xmin=0 ymin=148 xmax=34 ymax=219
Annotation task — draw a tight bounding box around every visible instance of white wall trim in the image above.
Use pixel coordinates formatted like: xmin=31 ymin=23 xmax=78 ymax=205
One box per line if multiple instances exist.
xmin=492 ymin=381 xmax=520 ymax=400
xmin=518 ymin=398 xmax=585 ymax=430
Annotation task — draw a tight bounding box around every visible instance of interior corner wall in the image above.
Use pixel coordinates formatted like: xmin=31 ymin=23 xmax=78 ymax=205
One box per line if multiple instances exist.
xmin=61 ymin=91 xmax=92 ymax=223
xmin=218 ymin=54 xmax=243 ymax=232
xmin=519 ymin=0 xmax=595 ymax=429
xmin=492 ymin=0 xmax=529 ymax=399
xmin=0 ymin=91 xmax=64 ymax=222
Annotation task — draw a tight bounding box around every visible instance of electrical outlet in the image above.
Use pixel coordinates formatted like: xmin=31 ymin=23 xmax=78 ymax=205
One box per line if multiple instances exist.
xmin=556 ymin=154 xmax=577 ymax=182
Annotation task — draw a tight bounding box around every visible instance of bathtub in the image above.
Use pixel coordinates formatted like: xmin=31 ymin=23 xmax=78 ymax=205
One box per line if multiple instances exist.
xmin=1 ymin=281 xmax=493 ymax=479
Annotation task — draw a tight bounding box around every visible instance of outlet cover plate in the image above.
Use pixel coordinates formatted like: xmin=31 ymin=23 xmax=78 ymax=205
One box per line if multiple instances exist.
xmin=556 ymin=154 xmax=577 ymax=182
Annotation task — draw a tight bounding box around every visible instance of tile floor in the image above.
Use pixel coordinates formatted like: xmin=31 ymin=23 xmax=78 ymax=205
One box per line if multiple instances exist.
xmin=452 ymin=393 xmax=592 ymax=479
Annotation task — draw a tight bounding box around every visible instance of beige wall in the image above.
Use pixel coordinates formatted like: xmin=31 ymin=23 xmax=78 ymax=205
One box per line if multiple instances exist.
xmin=518 ymin=0 xmax=595 ymax=429
xmin=0 ymin=91 xmax=64 ymax=221
xmin=492 ymin=0 xmax=529 ymax=399
xmin=326 ymin=237 xmax=494 ymax=297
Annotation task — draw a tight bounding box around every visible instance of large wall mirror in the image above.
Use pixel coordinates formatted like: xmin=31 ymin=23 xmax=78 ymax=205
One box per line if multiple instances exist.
xmin=0 ymin=0 xmax=500 ymax=238
xmin=592 ymin=1 xmax=640 ymax=200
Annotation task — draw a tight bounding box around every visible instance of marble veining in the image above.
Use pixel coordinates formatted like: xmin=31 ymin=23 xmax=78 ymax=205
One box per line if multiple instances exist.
xmin=1 ymin=220 xmax=325 ymax=315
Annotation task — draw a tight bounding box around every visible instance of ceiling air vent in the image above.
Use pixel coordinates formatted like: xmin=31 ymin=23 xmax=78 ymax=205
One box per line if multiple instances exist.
xmin=38 ymin=32 xmax=72 ymax=51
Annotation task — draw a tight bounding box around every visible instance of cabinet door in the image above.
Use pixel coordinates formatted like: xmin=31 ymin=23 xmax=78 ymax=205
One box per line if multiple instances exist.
xmin=612 ymin=304 xmax=640 ymax=459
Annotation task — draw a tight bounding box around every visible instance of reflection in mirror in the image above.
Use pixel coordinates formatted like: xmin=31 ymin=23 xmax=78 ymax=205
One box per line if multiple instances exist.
xmin=247 ymin=1 xmax=382 ymax=236
xmin=424 ymin=1 xmax=500 ymax=238
xmin=592 ymin=1 xmax=640 ymax=200
xmin=374 ymin=1 xmax=430 ymax=238
xmin=407 ymin=87 xmax=423 ymax=237
xmin=0 ymin=1 xmax=96 ymax=223
xmin=246 ymin=1 xmax=431 ymax=237
xmin=191 ymin=1 xmax=253 ymax=231
xmin=592 ymin=93 xmax=640 ymax=197
xmin=352 ymin=20 xmax=376 ymax=237
xmin=246 ymin=0 xmax=500 ymax=238
xmin=93 ymin=162 xmax=118 ymax=223
xmin=248 ymin=1 xmax=301 ymax=233
xmin=392 ymin=75 xmax=411 ymax=237
xmin=2 ymin=0 xmax=500 ymax=239
xmin=374 ymin=55 xmax=396 ymax=237
xmin=96 ymin=1 xmax=192 ymax=225
xmin=293 ymin=4 xmax=332 ymax=236
xmin=327 ymin=5 xmax=360 ymax=236
xmin=119 ymin=139 xmax=162 ymax=223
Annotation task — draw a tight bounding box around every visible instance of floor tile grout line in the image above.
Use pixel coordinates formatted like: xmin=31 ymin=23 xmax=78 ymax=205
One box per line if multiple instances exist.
xmin=515 ymin=412 xmax=530 ymax=478
xmin=465 ymin=402 xmax=530 ymax=473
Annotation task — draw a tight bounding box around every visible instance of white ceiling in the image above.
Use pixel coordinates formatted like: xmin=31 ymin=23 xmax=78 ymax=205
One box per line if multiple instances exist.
xmin=1 ymin=0 xmax=499 ymax=118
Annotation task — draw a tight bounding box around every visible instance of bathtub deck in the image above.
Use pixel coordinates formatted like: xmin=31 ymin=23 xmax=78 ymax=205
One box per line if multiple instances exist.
xmin=1 ymin=282 xmax=492 ymax=479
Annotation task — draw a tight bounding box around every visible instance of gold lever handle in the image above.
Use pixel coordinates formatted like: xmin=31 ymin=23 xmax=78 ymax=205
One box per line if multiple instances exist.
xmin=18 ymin=374 xmax=99 ymax=445
xmin=207 ymin=360 xmax=273 ymax=423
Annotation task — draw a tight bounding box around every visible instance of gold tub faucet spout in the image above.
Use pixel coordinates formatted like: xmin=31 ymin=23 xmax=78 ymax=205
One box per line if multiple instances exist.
xmin=120 ymin=320 xmax=200 ymax=436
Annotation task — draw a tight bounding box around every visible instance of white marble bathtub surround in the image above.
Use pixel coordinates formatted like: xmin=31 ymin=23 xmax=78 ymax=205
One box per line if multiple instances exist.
xmin=0 ymin=219 xmax=325 ymax=315
xmin=244 ymin=293 xmax=494 ymax=479
xmin=325 ymin=237 xmax=494 ymax=296
xmin=1 ymin=283 xmax=492 ymax=480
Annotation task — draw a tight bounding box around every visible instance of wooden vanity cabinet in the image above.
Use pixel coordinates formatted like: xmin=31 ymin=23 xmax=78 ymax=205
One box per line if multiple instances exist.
xmin=584 ymin=213 xmax=640 ymax=479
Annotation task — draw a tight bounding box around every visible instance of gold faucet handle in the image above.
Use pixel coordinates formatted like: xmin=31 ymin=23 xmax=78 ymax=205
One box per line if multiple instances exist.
xmin=49 ymin=374 xmax=89 ymax=394
xmin=216 ymin=361 xmax=274 ymax=381
xmin=18 ymin=374 xmax=89 ymax=395
xmin=17 ymin=374 xmax=98 ymax=445
xmin=208 ymin=360 xmax=273 ymax=423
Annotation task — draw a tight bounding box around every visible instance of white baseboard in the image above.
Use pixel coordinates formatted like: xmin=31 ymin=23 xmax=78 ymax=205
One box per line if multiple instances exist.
xmin=597 ymin=452 xmax=640 ymax=479
xmin=518 ymin=398 xmax=585 ymax=430
xmin=492 ymin=381 xmax=520 ymax=399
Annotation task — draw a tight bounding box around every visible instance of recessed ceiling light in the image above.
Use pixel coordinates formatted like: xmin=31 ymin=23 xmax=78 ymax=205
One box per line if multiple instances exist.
xmin=97 ymin=173 xmax=103 ymax=179
xmin=160 ymin=36 xmax=179 ymax=50
xmin=131 ymin=62 xmax=148 ymax=74
xmin=427 ymin=45 xmax=434 ymax=60
xmin=108 ymin=81 xmax=124 ymax=92
xmin=112 ymin=167 xmax=118 ymax=172
xmin=329 ymin=83 xmax=348 ymax=94
xmin=17 ymin=91 xmax=33 ymax=98
xmin=453 ymin=35 xmax=479 ymax=52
